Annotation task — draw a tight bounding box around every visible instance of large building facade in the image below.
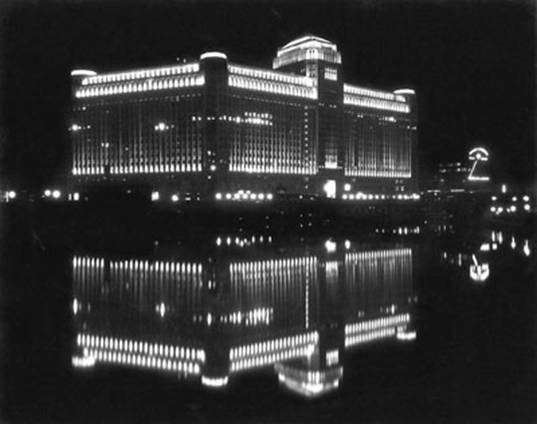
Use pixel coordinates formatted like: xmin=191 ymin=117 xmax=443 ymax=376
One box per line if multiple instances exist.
xmin=69 ymin=35 xmax=418 ymax=201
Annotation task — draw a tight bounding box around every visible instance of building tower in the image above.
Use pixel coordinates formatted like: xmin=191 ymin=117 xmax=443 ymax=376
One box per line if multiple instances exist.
xmin=273 ymin=35 xmax=344 ymax=198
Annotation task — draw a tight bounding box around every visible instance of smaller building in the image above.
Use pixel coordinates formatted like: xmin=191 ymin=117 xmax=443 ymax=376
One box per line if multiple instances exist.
xmin=429 ymin=147 xmax=491 ymax=194
xmin=434 ymin=161 xmax=470 ymax=193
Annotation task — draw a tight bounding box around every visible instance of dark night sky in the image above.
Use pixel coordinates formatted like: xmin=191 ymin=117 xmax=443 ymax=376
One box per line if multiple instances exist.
xmin=0 ymin=0 xmax=535 ymax=190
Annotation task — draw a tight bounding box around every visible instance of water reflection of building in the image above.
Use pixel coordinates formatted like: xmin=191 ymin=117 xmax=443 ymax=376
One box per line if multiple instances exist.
xmin=71 ymin=240 xmax=416 ymax=398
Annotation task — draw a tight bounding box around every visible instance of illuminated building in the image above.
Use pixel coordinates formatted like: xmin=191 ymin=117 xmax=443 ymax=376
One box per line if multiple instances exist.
xmin=69 ymin=35 xmax=418 ymax=201
xmin=71 ymin=238 xmax=417 ymax=398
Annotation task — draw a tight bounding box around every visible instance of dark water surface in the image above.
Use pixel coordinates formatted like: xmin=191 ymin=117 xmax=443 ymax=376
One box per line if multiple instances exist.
xmin=2 ymin=205 xmax=536 ymax=423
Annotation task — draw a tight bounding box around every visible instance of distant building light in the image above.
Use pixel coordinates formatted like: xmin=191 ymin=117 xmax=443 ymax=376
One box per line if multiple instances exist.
xmin=73 ymin=192 xmax=80 ymax=201
xmin=491 ymin=196 xmax=497 ymax=201
xmin=171 ymin=194 xmax=179 ymax=202
xmin=524 ymin=204 xmax=530 ymax=211
xmin=523 ymin=195 xmax=529 ymax=202
xmin=523 ymin=240 xmax=531 ymax=257
xmin=44 ymin=189 xmax=52 ymax=197
xmin=324 ymin=239 xmax=336 ymax=253
xmin=215 ymin=193 xmax=222 ymax=200
xmin=343 ymin=183 xmax=351 ymax=192
xmin=512 ymin=196 xmax=518 ymax=202
xmin=344 ymin=240 xmax=351 ymax=250
xmin=154 ymin=122 xmax=168 ymax=131
xmin=151 ymin=191 xmax=160 ymax=201
xmin=323 ymin=180 xmax=336 ymax=199
xmin=52 ymin=190 xmax=61 ymax=199
xmin=501 ymin=184 xmax=507 ymax=193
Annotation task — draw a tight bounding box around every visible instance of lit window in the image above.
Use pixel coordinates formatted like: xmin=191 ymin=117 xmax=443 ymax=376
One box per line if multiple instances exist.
xmin=324 ymin=67 xmax=338 ymax=81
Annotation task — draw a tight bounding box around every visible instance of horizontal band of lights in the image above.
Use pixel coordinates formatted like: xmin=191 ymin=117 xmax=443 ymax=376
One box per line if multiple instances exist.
xmin=344 ymin=84 xmax=406 ymax=102
xmin=77 ymin=333 xmax=205 ymax=363
xmin=344 ymin=94 xmax=410 ymax=113
xmin=377 ymin=226 xmax=421 ymax=235
xmin=231 ymin=345 xmax=315 ymax=373
xmin=74 ymin=349 xmax=201 ymax=374
xmin=228 ymin=64 xmax=314 ymax=87
xmin=229 ymin=256 xmax=316 ymax=277
xmin=110 ymin=259 xmax=203 ymax=275
xmin=273 ymin=36 xmax=342 ymax=69
xmin=344 ymin=170 xmax=412 ymax=178
xmin=344 ymin=327 xmax=397 ymax=347
xmin=276 ymin=366 xmax=343 ymax=386
xmin=73 ymin=163 xmax=203 ymax=176
xmin=346 ymin=248 xmax=412 ymax=263
xmin=215 ymin=234 xmax=272 ymax=247
xmin=81 ymin=63 xmax=200 ymax=86
xmin=71 ymin=69 xmax=97 ymax=77
xmin=228 ymin=75 xmax=317 ymax=99
xmin=217 ymin=307 xmax=274 ymax=326
xmin=230 ymin=332 xmax=318 ymax=361
xmin=73 ymin=256 xmax=104 ymax=268
xmin=228 ymin=163 xmax=315 ymax=175
xmin=276 ymin=366 xmax=343 ymax=398
xmin=75 ymin=74 xmax=205 ymax=98
xmin=468 ymin=175 xmax=490 ymax=182
xmin=341 ymin=193 xmax=420 ymax=200
xmin=278 ymin=35 xmax=339 ymax=54
xmin=215 ymin=191 xmax=274 ymax=201
xmin=230 ymin=333 xmax=319 ymax=373
xmin=114 ymin=163 xmax=202 ymax=174
xmin=200 ymin=52 xmax=227 ymax=60
xmin=345 ymin=313 xmax=411 ymax=336
xmin=215 ymin=112 xmax=273 ymax=126
xmin=201 ymin=376 xmax=229 ymax=388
